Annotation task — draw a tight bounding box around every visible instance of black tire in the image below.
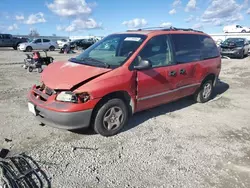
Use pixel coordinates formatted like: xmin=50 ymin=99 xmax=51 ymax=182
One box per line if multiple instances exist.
xmin=92 ymin=98 xmax=128 ymax=137
xmin=26 ymin=46 xmax=33 ymax=52
xmin=194 ymin=80 xmax=214 ymax=103
xmin=240 ymin=51 xmax=244 ymax=59
xmin=49 ymin=46 xmax=55 ymax=51
xmin=242 ymin=30 xmax=246 ymax=33
xmin=28 ymin=67 xmax=33 ymax=72
xmin=13 ymin=45 xmax=18 ymax=50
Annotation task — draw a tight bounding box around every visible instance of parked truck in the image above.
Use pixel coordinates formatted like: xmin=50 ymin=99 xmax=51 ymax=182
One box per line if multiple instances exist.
xmin=0 ymin=34 xmax=28 ymax=50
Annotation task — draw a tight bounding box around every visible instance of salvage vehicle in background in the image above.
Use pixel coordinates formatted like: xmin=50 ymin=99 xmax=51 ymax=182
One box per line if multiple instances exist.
xmin=18 ymin=38 xmax=59 ymax=52
xmin=220 ymin=38 xmax=249 ymax=58
xmin=0 ymin=34 xmax=28 ymax=50
xmin=27 ymin=27 xmax=221 ymax=137
xmin=57 ymin=39 xmax=70 ymax=48
xmin=223 ymin=24 xmax=250 ymax=33
xmin=63 ymin=38 xmax=97 ymax=50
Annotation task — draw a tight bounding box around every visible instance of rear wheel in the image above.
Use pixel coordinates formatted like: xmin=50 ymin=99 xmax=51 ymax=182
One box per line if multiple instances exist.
xmin=49 ymin=46 xmax=55 ymax=51
xmin=13 ymin=44 xmax=19 ymax=50
xmin=194 ymin=80 xmax=213 ymax=103
xmin=242 ymin=30 xmax=246 ymax=33
xmin=26 ymin=46 xmax=33 ymax=52
xmin=92 ymin=98 xmax=128 ymax=137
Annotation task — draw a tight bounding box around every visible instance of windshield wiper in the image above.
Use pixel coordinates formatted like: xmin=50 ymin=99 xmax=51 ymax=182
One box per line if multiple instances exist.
xmin=80 ymin=57 xmax=110 ymax=68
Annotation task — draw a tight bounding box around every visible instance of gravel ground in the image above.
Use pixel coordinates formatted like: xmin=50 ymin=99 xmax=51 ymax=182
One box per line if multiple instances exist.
xmin=0 ymin=48 xmax=250 ymax=188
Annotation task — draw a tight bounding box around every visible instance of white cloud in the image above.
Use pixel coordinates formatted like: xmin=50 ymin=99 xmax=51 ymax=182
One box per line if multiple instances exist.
xmin=173 ymin=0 xmax=182 ymax=7
xmin=122 ymin=18 xmax=147 ymax=28
xmin=201 ymin=0 xmax=243 ymax=26
xmin=185 ymin=15 xmax=194 ymax=22
xmin=15 ymin=15 xmax=24 ymax=20
xmin=160 ymin=22 xmax=172 ymax=27
xmin=247 ymin=8 xmax=250 ymax=14
xmin=56 ymin=25 xmax=65 ymax=31
xmin=169 ymin=9 xmax=177 ymax=15
xmin=25 ymin=12 xmax=46 ymax=24
xmin=192 ymin=23 xmax=203 ymax=30
xmin=47 ymin=0 xmax=101 ymax=32
xmin=62 ymin=18 xmax=102 ymax=32
xmin=8 ymin=24 xmax=18 ymax=31
xmin=47 ymin=0 xmax=92 ymax=17
xmin=185 ymin=0 xmax=196 ymax=12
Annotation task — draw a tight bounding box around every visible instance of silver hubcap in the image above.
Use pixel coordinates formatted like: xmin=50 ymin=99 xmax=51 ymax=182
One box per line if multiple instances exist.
xmin=203 ymin=83 xmax=212 ymax=99
xmin=103 ymin=106 xmax=124 ymax=131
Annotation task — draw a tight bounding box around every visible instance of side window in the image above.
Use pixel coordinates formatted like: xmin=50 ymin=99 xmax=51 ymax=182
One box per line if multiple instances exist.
xmin=3 ymin=35 xmax=11 ymax=39
xmin=43 ymin=39 xmax=50 ymax=43
xmin=171 ymin=34 xmax=201 ymax=64
xmin=138 ymin=35 xmax=173 ymax=68
xmin=34 ymin=39 xmax=42 ymax=43
xmin=199 ymin=35 xmax=220 ymax=59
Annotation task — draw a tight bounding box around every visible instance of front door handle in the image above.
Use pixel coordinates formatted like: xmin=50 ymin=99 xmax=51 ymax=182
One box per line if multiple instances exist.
xmin=180 ymin=69 xmax=186 ymax=74
xmin=169 ymin=70 xmax=176 ymax=76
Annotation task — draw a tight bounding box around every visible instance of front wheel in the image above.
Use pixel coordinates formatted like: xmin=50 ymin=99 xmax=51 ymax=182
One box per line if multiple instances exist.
xmin=26 ymin=46 xmax=33 ymax=52
xmin=49 ymin=46 xmax=55 ymax=51
xmin=93 ymin=99 xmax=128 ymax=137
xmin=194 ymin=80 xmax=213 ymax=103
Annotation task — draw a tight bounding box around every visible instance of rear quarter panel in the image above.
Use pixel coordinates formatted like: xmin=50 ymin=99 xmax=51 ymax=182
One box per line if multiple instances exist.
xmin=195 ymin=56 xmax=221 ymax=83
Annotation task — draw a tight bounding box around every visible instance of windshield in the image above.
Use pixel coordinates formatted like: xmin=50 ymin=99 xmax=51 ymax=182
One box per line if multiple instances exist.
xmin=221 ymin=38 xmax=245 ymax=47
xmin=70 ymin=34 xmax=147 ymax=68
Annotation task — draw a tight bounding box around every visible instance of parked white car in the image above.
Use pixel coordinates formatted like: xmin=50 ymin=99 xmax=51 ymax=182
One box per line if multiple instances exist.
xmin=223 ymin=24 xmax=250 ymax=33
xmin=18 ymin=38 xmax=59 ymax=52
xmin=57 ymin=39 xmax=70 ymax=48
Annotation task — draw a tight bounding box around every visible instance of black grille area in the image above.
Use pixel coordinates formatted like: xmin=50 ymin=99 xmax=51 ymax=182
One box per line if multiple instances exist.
xmin=45 ymin=87 xmax=54 ymax=96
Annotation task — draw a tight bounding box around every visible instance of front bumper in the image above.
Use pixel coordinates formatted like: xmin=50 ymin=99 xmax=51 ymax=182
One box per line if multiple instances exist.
xmin=28 ymin=101 xmax=92 ymax=130
xmin=27 ymin=86 xmax=94 ymax=130
xmin=18 ymin=46 xmax=26 ymax=51
xmin=221 ymin=49 xmax=242 ymax=58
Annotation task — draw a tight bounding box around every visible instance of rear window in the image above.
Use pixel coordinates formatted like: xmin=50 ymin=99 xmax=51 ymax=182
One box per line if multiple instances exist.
xmin=199 ymin=35 xmax=220 ymax=59
xmin=171 ymin=34 xmax=202 ymax=63
xmin=43 ymin=39 xmax=50 ymax=42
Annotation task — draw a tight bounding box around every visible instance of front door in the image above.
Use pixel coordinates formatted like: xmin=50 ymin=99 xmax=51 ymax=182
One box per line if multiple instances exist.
xmin=32 ymin=39 xmax=42 ymax=50
xmin=135 ymin=35 xmax=179 ymax=112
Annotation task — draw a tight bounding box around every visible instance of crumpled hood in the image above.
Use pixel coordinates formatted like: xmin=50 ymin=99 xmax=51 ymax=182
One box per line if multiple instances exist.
xmin=41 ymin=61 xmax=111 ymax=90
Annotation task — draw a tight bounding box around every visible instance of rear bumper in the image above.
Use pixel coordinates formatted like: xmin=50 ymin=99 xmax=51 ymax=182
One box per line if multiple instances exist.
xmin=28 ymin=101 xmax=93 ymax=130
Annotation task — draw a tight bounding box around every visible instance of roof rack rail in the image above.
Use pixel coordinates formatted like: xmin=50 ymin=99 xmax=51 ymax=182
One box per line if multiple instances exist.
xmin=126 ymin=26 xmax=203 ymax=33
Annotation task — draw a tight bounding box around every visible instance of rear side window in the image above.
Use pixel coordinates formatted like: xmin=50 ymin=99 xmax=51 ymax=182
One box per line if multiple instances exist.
xmin=171 ymin=34 xmax=201 ymax=64
xmin=43 ymin=39 xmax=50 ymax=42
xmin=199 ymin=35 xmax=219 ymax=59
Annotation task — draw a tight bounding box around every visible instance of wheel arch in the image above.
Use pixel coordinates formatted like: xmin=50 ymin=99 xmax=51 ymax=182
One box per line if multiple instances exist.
xmin=91 ymin=90 xmax=134 ymax=122
xmin=202 ymin=73 xmax=216 ymax=86
xmin=195 ymin=73 xmax=217 ymax=95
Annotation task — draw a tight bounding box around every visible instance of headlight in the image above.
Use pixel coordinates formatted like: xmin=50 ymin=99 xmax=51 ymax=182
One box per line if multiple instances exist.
xmin=56 ymin=91 xmax=90 ymax=103
xmin=56 ymin=91 xmax=78 ymax=103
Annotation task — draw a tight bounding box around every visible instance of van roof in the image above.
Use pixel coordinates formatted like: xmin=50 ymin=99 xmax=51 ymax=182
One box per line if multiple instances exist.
xmin=114 ymin=27 xmax=207 ymax=37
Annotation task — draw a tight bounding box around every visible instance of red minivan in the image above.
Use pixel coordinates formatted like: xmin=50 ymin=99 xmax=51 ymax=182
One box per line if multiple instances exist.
xmin=27 ymin=28 xmax=221 ymax=136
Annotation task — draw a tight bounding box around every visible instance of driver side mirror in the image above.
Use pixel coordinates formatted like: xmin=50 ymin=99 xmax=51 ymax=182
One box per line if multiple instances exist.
xmin=134 ymin=59 xmax=152 ymax=70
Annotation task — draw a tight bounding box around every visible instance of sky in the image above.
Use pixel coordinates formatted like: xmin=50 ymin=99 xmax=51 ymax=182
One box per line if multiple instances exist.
xmin=0 ymin=0 xmax=250 ymax=37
